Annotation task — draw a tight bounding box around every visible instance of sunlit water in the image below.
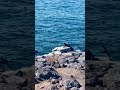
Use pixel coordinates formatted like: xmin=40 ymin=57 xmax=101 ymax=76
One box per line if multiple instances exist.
xmin=35 ymin=0 xmax=85 ymax=55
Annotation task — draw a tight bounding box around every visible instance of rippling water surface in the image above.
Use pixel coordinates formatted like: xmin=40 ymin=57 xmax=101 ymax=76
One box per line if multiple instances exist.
xmin=35 ymin=0 xmax=85 ymax=55
xmin=0 ymin=1 xmax=34 ymax=70
xmin=86 ymin=0 xmax=120 ymax=60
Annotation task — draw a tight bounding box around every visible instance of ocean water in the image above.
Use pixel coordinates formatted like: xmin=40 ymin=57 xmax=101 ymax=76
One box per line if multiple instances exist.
xmin=35 ymin=0 xmax=85 ymax=55
xmin=0 ymin=0 xmax=34 ymax=70
xmin=86 ymin=0 xmax=120 ymax=60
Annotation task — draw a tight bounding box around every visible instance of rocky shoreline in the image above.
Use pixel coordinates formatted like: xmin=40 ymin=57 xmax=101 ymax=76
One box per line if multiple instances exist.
xmin=0 ymin=46 xmax=120 ymax=90
xmin=35 ymin=46 xmax=85 ymax=90
xmin=86 ymin=60 xmax=120 ymax=90
xmin=0 ymin=65 xmax=34 ymax=90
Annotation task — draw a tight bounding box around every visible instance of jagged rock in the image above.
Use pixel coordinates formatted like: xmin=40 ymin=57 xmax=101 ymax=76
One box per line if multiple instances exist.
xmin=15 ymin=70 xmax=24 ymax=77
xmin=36 ymin=66 xmax=60 ymax=82
xmin=35 ymin=46 xmax=85 ymax=90
xmin=67 ymin=79 xmax=81 ymax=88
xmin=0 ymin=66 xmax=34 ymax=90
xmin=86 ymin=61 xmax=120 ymax=90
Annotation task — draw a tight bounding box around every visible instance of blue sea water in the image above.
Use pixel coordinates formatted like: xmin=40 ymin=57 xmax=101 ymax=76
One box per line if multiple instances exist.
xmin=35 ymin=0 xmax=85 ymax=55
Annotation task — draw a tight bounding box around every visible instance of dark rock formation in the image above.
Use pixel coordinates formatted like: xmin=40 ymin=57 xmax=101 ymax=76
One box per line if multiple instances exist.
xmin=67 ymin=79 xmax=81 ymax=88
xmin=36 ymin=66 xmax=60 ymax=82
xmin=15 ymin=70 xmax=24 ymax=77
xmin=86 ymin=60 xmax=120 ymax=90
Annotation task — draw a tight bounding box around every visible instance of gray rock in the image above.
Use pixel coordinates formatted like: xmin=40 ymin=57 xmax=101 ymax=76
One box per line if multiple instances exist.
xmin=36 ymin=66 xmax=60 ymax=83
xmin=51 ymin=84 xmax=59 ymax=90
xmin=71 ymin=87 xmax=79 ymax=90
xmin=67 ymin=79 xmax=81 ymax=88
xmin=15 ymin=70 xmax=24 ymax=77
